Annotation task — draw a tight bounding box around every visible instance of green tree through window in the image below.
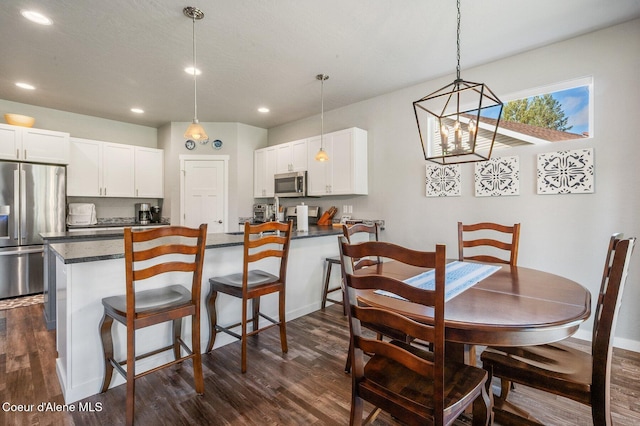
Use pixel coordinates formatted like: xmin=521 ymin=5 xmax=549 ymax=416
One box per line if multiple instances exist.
xmin=501 ymin=94 xmax=572 ymax=132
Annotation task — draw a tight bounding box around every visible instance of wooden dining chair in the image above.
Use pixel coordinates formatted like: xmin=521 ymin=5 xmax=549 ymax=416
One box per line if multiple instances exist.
xmin=481 ymin=234 xmax=636 ymax=426
xmin=205 ymin=220 xmax=293 ymax=373
xmin=321 ymin=223 xmax=380 ymax=312
xmin=339 ymin=238 xmax=491 ymax=426
xmin=458 ymin=222 xmax=521 ymax=265
xmin=99 ymin=224 xmax=208 ymax=426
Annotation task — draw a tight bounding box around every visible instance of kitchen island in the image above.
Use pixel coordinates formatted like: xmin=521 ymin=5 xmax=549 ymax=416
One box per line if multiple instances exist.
xmin=49 ymin=225 xmax=343 ymax=404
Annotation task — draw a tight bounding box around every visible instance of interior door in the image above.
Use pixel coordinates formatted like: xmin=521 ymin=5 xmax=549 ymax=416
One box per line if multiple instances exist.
xmin=182 ymin=158 xmax=227 ymax=233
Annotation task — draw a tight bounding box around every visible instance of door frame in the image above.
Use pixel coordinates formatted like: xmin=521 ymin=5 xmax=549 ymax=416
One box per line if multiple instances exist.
xmin=179 ymin=154 xmax=229 ymax=230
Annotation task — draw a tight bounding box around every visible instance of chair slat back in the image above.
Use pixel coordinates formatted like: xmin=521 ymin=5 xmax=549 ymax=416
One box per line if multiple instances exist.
xmin=591 ymin=236 xmax=635 ymax=400
xmin=124 ymin=224 xmax=207 ymax=312
xmin=342 ymin=223 xmax=380 ymax=269
xmin=242 ymin=220 xmax=293 ymax=283
xmin=458 ymin=221 xmax=520 ymax=265
xmin=339 ymin=238 xmax=447 ymax=418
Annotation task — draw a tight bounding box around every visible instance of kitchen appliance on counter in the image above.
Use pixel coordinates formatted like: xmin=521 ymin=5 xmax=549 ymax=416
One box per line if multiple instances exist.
xmin=253 ymin=203 xmax=275 ymax=223
xmin=0 ymin=162 xmax=66 ymax=299
xmin=135 ymin=203 xmax=151 ymax=225
xmin=150 ymin=205 xmax=162 ymax=223
xmin=274 ymin=171 xmax=307 ymax=198
xmin=67 ymin=203 xmax=97 ymax=226
xmin=285 ymin=205 xmax=320 ymax=227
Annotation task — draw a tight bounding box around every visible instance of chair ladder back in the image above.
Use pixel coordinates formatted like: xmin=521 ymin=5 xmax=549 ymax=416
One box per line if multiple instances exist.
xmin=458 ymin=221 xmax=521 ymax=265
xmin=340 ymin=237 xmax=448 ymax=419
xmin=591 ymin=236 xmax=635 ymax=419
xmin=242 ymin=220 xmax=293 ymax=283
xmin=124 ymin=224 xmax=207 ymax=304
xmin=592 ymin=233 xmax=622 ymax=344
xmin=342 ymin=223 xmax=381 ymax=267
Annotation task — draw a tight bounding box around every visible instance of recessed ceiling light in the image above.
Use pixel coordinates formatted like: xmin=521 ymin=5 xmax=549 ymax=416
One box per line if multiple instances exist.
xmin=15 ymin=82 xmax=35 ymax=90
xmin=131 ymin=108 xmax=144 ymax=114
xmin=258 ymin=107 xmax=270 ymax=113
xmin=21 ymin=10 xmax=53 ymax=25
xmin=184 ymin=67 xmax=201 ymax=76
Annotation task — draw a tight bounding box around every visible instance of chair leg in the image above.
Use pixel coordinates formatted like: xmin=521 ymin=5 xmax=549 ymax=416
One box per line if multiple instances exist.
xmin=192 ymin=312 xmax=204 ymax=395
xmin=472 ymin=380 xmax=492 ymax=426
xmin=321 ymin=260 xmax=333 ymax=309
xmin=205 ymin=290 xmax=218 ymax=353
xmin=344 ymin=340 xmax=352 ymax=374
xmin=350 ymin=394 xmax=364 ymax=426
xmin=172 ymin=318 xmax=182 ymax=362
xmin=279 ymin=289 xmax=288 ymax=354
xmin=126 ymin=322 xmax=136 ymax=426
xmin=252 ymin=297 xmax=260 ymax=332
xmin=98 ymin=312 xmax=114 ymax=393
xmin=241 ymin=297 xmax=248 ymax=373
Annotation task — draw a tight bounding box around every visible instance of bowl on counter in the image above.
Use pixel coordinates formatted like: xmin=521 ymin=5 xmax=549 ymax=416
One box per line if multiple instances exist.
xmin=4 ymin=113 xmax=35 ymax=127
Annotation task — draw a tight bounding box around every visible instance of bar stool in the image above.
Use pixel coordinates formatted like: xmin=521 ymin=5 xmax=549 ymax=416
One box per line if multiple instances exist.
xmin=321 ymin=223 xmax=380 ymax=315
xmin=99 ymin=224 xmax=207 ymax=426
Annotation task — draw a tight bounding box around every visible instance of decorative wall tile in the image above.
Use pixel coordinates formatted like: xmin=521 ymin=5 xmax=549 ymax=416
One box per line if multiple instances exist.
xmin=475 ymin=156 xmax=520 ymax=197
xmin=426 ymin=164 xmax=461 ymax=197
xmin=537 ymin=148 xmax=594 ymax=194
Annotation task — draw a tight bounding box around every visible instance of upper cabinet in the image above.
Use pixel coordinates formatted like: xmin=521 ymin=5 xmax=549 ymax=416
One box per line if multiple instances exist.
xmin=134 ymin=146 xmax=164 ymax=198
xmin=254 ymin=146 xmax=277 ymax=198
xmin=68 ymin=138 xmax=161 ymax=198
xmin=0 ymin=124 xmax=70 ymax=164
xmin=275 ymin=139 xmax=308 ymax=174
xmin=307 ymin=127 xmax=368 ymax=196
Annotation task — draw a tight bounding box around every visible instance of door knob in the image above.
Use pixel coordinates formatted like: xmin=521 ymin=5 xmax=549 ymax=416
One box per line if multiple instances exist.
xmin=217 ymin=220 xmax=223 ymax=224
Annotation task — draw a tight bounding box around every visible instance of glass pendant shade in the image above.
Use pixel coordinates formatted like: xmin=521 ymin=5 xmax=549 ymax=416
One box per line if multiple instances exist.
xmin=184 ymin=120 xmax=208 ymax=142
xmin=315 ymin=146 xmax=329 ymax=162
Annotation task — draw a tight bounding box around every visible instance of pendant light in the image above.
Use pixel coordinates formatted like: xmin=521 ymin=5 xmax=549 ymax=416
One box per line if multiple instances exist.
xmin=413 ymin=0 xmax=503 ymax=165
xmin=183 ymin=7 xmax=208 ymax=144
xmin=315 ymin=74 xmax=329 ymax=162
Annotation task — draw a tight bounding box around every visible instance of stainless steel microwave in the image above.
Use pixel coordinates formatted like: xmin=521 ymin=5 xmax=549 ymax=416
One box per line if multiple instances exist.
xmin=274 ymin=171 xmax=307 ymax=197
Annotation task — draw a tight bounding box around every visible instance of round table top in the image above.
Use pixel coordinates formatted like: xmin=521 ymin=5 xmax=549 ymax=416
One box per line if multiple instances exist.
xmin=356 ymin=261 xmax=592 ymax=347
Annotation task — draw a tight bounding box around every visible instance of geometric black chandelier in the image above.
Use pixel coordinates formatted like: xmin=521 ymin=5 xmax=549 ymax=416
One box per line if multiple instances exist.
xmin=413 ymin=0 xmax=503 ymax=165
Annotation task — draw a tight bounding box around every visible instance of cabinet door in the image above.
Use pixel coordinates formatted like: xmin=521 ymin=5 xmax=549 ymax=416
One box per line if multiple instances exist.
xmin=291 ymin=139 xmax=308 ymax=171
xmin=306 ymin=136 xmax=329 ymax=196
xmin=326 ymin=130 xmax=353 ymax=195
xmin=67 ymin=138 xmax=102 ymax=196
xmin=102 ymin=143 xmax=135 ymax=197
xmin=0 ymin=124 xmax=21 ymax=160
xmin=254 ymin=147 xmax=276 ymax=198
xmin=275 ymin=143 xmax=293 ymax=174
xmin=134 ymin=147 xmax=164 ymax=198
xmin=22 ymin=128 xmax=70 ymax=164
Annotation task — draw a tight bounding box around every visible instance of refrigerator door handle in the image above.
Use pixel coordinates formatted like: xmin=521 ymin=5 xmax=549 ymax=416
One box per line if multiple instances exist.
xmin=0 ymin=246 xmax=44 ymax=256
xmin=20 ymin=169 xmax=27 ymax=240
xmin=13 ymin=169 xmax=19 ymax=240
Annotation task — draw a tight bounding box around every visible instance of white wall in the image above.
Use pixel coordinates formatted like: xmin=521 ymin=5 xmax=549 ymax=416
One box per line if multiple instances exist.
xmin=268 ymin=19 xmax=640 ymax=351
xmin=158 ymin=122 xmax=267 ymax=227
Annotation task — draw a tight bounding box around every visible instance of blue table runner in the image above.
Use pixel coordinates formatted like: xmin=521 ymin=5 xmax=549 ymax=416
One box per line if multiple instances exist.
xmin=375 ymin=261 xmax=501 ymax=302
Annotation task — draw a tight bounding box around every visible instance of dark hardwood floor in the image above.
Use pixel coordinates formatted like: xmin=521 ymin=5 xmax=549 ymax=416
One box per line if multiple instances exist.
xmin=2 ymin=302 xmax=640 ymax=425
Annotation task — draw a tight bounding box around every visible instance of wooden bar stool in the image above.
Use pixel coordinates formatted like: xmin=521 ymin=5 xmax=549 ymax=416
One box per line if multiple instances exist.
xmin=98 ymin=224 xmax=207 ymax=426
xmin=321 ymin=223 xmax=380 ymax=314
xmin=205 ymin=220 xmax=293 ymax=373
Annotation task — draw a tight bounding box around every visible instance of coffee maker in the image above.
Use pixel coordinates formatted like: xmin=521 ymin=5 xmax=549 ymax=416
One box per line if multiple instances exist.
xmin=150 ymin=205 xmax=162 ymax=223
xmin=135 ymin=203 xmax=151 ymax=225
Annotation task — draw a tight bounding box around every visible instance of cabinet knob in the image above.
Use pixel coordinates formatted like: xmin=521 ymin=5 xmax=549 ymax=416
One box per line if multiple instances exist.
xmin=218 ymin=220 xmax=223 ymax=224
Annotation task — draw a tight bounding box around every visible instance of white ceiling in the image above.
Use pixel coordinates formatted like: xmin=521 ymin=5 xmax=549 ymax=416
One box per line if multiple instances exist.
xmin=1 ymin=0 xmax=639 ymax=130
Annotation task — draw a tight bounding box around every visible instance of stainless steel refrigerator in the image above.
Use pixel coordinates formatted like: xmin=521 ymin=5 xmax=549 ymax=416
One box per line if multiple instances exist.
xmin=0 ymin=162 xmax=66 ymax=299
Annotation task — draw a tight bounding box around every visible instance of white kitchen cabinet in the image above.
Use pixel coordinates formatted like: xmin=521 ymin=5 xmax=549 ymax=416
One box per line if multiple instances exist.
xmin=67 ymin=138 xmax=136 ymax=197
xmin=254 ymin=146 xmax=277 ymax=198
xmin=307 ymin=127 xmax=368 ymax=196
xmin=275 ymin=139 xmax=308 ymax=174
xmin=0 ymin=123 xmax=70 ymax=164
xmin=134 ymin=146 xmax=164 ymax=198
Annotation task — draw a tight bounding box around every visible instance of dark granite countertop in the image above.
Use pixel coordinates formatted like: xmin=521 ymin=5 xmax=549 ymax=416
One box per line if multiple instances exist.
xmin=50 ymin=225 xmax=342 ymax=264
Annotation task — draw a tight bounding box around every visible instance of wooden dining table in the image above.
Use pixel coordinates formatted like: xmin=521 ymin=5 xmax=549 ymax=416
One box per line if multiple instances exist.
xmin=355 ymin=260 xmax=591 ymax=358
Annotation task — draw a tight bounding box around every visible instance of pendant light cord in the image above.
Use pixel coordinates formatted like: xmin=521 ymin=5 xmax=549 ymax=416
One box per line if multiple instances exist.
xmin=456 ymin=0 xmax=461 ymax=81
xmin=321 ymin=76 xmax=324 ymax=145
xmin=192 ymin=14 xmax=198 ymax=121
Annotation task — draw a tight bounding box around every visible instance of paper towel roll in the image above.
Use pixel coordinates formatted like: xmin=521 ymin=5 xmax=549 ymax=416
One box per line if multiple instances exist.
xmin=297 ymin=203 xmax=308 ymax=232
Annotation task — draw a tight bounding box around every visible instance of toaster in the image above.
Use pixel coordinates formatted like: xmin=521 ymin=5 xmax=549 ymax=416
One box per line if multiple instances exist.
xmin=67 ymin=203 xmax=97 ymax=226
